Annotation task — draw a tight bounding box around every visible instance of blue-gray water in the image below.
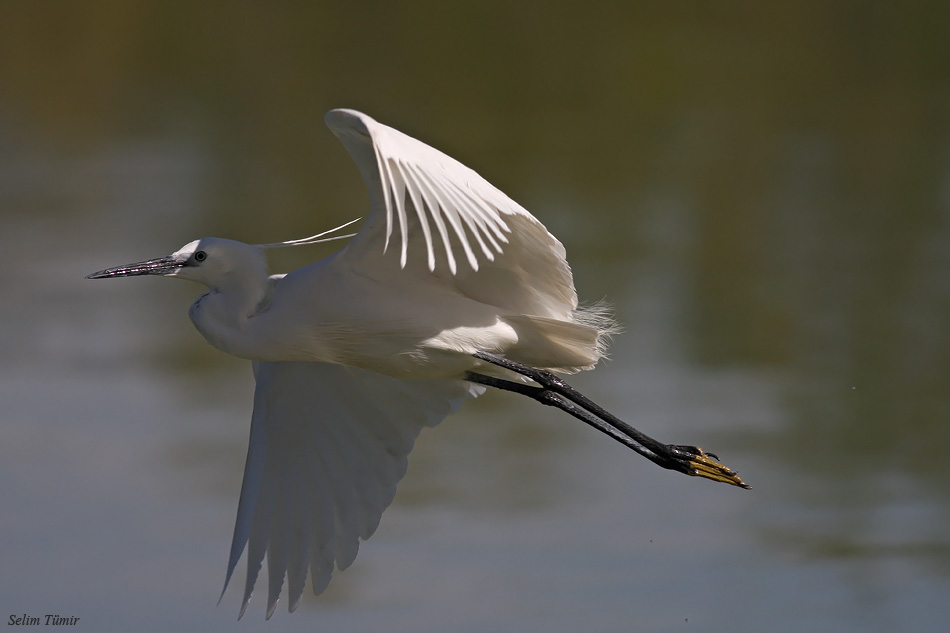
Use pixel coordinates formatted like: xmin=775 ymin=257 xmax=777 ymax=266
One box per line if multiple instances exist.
xmin=2 ymin=4 xmax=948 ymax=631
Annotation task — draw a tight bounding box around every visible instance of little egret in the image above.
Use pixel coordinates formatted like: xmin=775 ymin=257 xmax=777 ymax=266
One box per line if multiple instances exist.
xmin=87 ymin=109 xmax=748 ymax=619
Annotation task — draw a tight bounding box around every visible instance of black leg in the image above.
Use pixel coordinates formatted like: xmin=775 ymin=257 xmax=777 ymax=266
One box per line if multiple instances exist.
xmin=465 ymin=372 xmax=662 ymax=463
xmin=467 ymin=352 xmax=750 ymax=489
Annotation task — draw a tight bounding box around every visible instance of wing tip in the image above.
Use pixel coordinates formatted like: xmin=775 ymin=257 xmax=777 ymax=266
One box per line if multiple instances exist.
xmin=325 ymin=108 xmax=376 ymax=137
xmin=265 ymin=598 xmax=279 ymax=620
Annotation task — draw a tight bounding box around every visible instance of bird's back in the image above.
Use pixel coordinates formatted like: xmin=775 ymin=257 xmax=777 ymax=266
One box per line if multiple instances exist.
xmin=251 ymin=233 xmax=611 ymax=378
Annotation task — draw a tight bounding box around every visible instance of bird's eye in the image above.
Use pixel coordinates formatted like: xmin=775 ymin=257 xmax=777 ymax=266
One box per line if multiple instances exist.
xmin=194 ymin=250 xmax=207 ymax=262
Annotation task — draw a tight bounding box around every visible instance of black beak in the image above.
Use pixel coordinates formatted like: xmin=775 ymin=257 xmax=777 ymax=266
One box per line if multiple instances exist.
xmin=86 ymin=255 xmax=187 ymax=279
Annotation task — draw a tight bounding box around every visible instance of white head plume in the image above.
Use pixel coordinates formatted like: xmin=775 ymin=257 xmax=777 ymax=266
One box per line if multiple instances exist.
xmin=255 ymin=218 xmax=361 ymax=249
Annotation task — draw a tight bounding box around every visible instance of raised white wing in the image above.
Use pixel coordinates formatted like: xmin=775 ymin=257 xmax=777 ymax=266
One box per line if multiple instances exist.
xmin=221 ymin=360 xmax=481 ymax=619
xmin=325 ymin=108 xmax=531 ymax=275
xmin=324 ymin=108 xmax=580 ymax=322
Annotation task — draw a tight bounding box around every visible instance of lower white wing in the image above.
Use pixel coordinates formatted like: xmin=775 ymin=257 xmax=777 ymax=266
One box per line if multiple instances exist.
xmin=221 ymin=360 xmax=482 ymax=619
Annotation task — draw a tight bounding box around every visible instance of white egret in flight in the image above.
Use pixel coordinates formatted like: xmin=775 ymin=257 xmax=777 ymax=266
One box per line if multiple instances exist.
xmin=87 ymin=109 xmax=748 ymax=619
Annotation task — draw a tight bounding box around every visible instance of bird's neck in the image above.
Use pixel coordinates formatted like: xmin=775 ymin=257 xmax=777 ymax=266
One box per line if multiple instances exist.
xmin=189 ymin=274 xmax=271 ymax=359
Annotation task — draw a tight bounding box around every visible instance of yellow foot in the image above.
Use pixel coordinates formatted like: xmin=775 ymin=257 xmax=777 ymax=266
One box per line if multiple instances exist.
xmin=672 ymin=445 xmax=751 ymax=489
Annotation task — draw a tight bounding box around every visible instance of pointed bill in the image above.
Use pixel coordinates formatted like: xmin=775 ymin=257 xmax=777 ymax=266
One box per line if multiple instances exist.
xmin=85 ymin=255 xmax=187 ymax=279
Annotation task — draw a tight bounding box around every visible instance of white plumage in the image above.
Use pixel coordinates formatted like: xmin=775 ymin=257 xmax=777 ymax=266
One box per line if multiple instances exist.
xmin=231 ymin=361 xmax=479 ymax=618
xmin=87 ymin=109 xmax=616 ymax=618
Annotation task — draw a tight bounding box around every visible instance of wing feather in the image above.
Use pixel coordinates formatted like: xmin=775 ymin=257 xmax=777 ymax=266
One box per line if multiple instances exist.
xmin=441 ymin=178 xmax=501 ymax=260
xmin=323 ymin=109 xmax=582 ymax=324
xmin=325 ymin=108 xmax=532 ymax=274
xmin=402 ymin=161 xmax=459 ymax=274
xmin=393 ymin=160 xmax=437 ymax=270
xmin=422 ymin=167 xmax=481 ymax=272
xmin=221 ymin=360 xmax=481 ymax=619
xmin=374 ymin=144 xmax=396 ymax=251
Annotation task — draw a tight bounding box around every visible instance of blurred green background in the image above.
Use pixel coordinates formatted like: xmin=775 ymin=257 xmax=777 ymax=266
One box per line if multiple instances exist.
xmin=2 ymin=2 xmax=948 ymax=632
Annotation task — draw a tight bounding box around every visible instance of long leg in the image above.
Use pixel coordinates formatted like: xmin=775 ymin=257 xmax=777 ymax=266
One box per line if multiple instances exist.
xmin=467 ymin=352 xmax=750 ymax=489
xmin=465 ymin=372 xmax=664 ymax=463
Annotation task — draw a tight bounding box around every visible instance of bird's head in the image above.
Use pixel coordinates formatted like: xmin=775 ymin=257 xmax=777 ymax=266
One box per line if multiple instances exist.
xmin=86 ymin=237 xmax=269 ymax=290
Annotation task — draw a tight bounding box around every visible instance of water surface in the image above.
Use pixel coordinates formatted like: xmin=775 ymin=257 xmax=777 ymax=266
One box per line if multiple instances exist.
xmin=2 ymin=4 xmax=948 ymax=631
